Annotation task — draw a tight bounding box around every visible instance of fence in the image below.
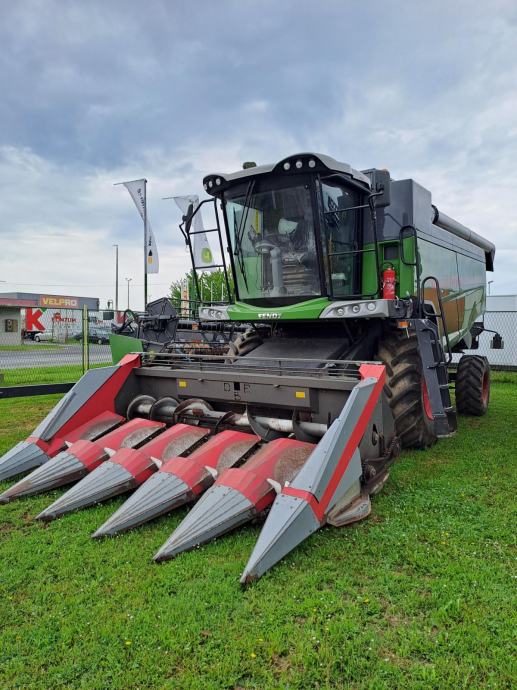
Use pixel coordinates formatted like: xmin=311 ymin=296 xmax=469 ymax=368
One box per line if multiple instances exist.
xmin=0 ymin=308 xmax=114 ymax=393
xmin=1 ymin=305 xmax=515 ymax=396
xmin=457 ymin=310 xmax=517 ymax=370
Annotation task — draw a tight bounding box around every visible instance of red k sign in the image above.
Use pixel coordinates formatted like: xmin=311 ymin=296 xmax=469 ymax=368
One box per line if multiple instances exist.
xmin=26 ymin=308 xmax=45 ymax=332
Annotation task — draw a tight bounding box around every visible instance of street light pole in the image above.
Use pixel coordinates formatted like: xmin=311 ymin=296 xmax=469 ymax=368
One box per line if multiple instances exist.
xmin=113 ymin=244 xmax=119 ymax=312
xmin=488 ymin=280 xmax=494 ymax=295
xmin=143 ymin=179 xmax=148 ymax=309
xmin=125 ymin=277 xmax=133 ymax=309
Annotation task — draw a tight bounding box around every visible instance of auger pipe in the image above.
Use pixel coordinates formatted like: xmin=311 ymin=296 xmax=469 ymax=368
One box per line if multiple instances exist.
xmin=180 ymin=409 xmax=327 ymax=439
xmin=252 ymin=416 xmax=327 ymax=438
xmin=432 ymin=205 xmax=495 ymax=259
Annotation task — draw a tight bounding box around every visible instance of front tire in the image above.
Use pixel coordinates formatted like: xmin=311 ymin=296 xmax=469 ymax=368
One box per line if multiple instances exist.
xmin=455 ymin=355 xmax=490 ymax=416
xmin=377 ymin=330 xmax=437 ymax=449
xmin=227 ymin=328 xmax=263 ymax=358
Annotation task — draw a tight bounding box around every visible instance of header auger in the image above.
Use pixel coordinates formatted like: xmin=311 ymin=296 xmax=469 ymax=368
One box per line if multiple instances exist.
xmin=0 ymin=153 xmax=499 ymax=582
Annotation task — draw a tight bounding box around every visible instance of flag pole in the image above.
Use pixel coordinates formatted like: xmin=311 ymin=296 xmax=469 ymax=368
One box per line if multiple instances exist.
xmin=144 ymin=178 xmax=148 ymax=308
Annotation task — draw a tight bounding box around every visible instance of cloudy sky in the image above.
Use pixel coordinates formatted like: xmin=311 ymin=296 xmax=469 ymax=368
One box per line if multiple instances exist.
xmin=1 ymin=0 xmax=516 ymax=309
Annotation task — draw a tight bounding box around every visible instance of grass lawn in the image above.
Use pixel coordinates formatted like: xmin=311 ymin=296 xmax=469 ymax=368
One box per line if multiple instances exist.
xmin=1 ymin=363 xmax=111 ymax=387
xmin=0 ymin=344 xmax=61 ymax=351
xmin=0 ymin=377 xmax=515 ymax=689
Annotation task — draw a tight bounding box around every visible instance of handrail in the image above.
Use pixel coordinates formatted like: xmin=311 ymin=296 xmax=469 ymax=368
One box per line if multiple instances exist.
xmin=179 ymin=198 xmax=233 ymax=305
xmin=398 ymin=225 xmax=422 ymax=315
xmin=421 ymin=275 xmax=452 ymax=364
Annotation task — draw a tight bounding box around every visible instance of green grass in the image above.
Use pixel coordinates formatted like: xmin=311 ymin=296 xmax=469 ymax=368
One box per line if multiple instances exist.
xmin=0 ymin=381 xmax=515 ymax=689
xmin=0 ymin=344 xmax=61 ymax=351
xmin=1 ymin=363 xmax=111 ymax=387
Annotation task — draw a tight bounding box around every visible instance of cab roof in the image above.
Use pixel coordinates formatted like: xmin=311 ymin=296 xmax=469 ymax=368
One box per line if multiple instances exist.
xmin=203 ymin=152 xmax=371 ymax=194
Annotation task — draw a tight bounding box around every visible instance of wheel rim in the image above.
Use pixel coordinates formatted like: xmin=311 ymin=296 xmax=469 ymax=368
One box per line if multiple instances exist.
xmin=482 ymin=371 xmax=489 ymax=405
xmin=422 ymin=379 xmax=434 ymax=421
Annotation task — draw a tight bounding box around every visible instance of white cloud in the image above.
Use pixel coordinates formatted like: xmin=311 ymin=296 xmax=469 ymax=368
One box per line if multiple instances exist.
xmin=0 ymin=0 xmax=516 ymax=308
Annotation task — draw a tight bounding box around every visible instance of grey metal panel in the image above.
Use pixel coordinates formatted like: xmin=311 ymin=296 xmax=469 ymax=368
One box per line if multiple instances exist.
xmin=373 ymin=177 xmax=493 ymax=265
xmin=154 ymin=484 xmax=255 ymax=561
xmin=418 ymin=224 xmax=485 ymax=261
xmin=32 ymin=365 xmax=119 ymax=441
xmin=0 ymin=441 xmax=49 ymax=482
xmin=324 ymin=451 xmax=362 ymax=514
xmin=373 ymin=178 xmax=433 ymax=243
xmin=289 ymin=378 xmax=375 ymax=500
xmin=93 ymin=471 xmax=192 ymax=537
xmin=36 ymin=461 xmax=134 ymax=520
xmin=0 ymin=451 xmax=86 ymax=502
xmin=240 ymin=493 xmax=321 ymax=583
xmin=135 ymin=366 xmax=357 ymax=391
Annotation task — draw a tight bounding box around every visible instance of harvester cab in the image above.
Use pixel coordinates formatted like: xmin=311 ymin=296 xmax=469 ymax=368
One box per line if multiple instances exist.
xmin=0 ymin=153 xmax=497 ymax=582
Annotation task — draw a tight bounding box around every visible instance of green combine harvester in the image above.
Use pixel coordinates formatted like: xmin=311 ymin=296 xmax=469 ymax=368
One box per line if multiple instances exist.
xmin=0 ymin=153 xmax=498 ymax=582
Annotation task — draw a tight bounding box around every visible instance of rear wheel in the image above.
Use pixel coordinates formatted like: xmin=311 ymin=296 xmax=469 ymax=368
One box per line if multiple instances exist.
xmin=455 ymin=355 xmax=490 ymax=416
xmin=376 ymin=330 xmax=437 ymax=449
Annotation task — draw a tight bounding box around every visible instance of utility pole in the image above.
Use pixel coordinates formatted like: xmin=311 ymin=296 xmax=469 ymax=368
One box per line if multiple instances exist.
xmin=125 ymin=277 xmax=133 ymax=309
xmin=143 ymin=179 xmax=148 ymax=309
xmin=113 ymin=244 xmax=119 ymax=311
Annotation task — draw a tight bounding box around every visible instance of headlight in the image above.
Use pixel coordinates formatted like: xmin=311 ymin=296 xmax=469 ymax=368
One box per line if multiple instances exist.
xmin=199 ymin=305 xmax=230 ymax=321
xmin=319 ymin=300 xmax=391 ymax=319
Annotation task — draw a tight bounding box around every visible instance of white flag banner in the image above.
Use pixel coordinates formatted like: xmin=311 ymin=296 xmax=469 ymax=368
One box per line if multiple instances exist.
xmin=145 ymin=224 xmax=159 ymax=274
xmin=174 ymin=195 xmax=215 ymax=272
xmin=122 ymin=179 xmax=159 ymax=274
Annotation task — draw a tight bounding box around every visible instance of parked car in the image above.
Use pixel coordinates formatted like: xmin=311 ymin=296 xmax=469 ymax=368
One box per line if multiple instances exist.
xmin=32 ymin=331 xmax=55 ymax=342
xmin=74 ymin=327 xmax=111 ymax=345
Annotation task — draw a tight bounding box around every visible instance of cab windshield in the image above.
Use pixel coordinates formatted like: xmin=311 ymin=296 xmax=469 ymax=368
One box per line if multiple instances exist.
xmin=225 ymin=180 xmax=321 ymax=301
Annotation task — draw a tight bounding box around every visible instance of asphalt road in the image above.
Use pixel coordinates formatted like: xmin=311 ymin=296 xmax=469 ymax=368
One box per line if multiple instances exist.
xmin=0 ymin=344 xmax=112 ymax=370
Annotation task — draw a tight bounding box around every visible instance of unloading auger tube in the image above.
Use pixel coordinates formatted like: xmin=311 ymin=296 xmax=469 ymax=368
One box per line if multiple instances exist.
xmin=0 ymin=351 xmax=398 ymax=582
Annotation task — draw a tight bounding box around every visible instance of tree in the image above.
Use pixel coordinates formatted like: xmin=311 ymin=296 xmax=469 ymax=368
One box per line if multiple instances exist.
xmin=169 ymin=269 xmax=234 ymax=317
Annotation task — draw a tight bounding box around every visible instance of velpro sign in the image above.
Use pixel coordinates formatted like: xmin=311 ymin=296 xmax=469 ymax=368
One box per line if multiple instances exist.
xmin=39 ymin=295 xmax=79 ymax=308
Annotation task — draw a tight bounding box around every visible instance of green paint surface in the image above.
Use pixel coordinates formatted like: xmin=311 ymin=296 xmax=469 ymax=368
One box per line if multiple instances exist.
xmin=228 ymin=297 xmax=332 ymax=321
xmin=109 ymin=333 xmax=143 ymax=364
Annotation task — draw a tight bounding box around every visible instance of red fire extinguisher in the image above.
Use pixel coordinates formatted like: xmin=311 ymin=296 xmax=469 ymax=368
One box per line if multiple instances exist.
xmin=382 ymin=266 xmax=397 ymax=299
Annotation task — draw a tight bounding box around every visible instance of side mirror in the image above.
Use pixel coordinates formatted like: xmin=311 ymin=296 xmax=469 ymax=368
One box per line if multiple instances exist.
xmin=368 ymin=169 xmax=391 ymax=208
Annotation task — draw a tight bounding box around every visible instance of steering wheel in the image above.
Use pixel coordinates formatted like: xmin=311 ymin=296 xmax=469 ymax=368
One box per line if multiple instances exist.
xmin=254 ymin=240 xmax=278 ymax=254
